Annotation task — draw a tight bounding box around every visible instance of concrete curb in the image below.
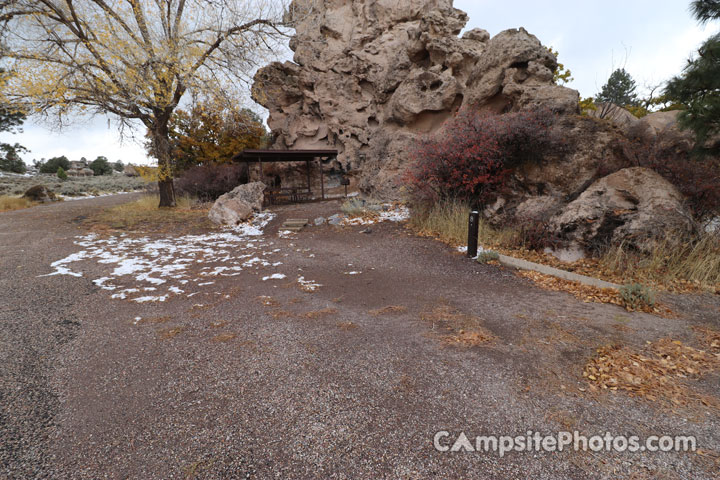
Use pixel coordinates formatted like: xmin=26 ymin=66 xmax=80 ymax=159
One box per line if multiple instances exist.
xmin=497 ymin=254 xmax=620 ymax=290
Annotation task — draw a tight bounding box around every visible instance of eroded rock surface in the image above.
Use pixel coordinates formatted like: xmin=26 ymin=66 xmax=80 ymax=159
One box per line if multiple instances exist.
xmin=550 ymin=167 xmax=694 ymax=253
xmin=252 ymin=0 xmax=579 ymax=196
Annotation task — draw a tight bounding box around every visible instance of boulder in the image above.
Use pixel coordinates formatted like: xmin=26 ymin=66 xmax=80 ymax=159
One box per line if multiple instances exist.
xmin=22 ymin=185 xmax=57 ymax=203
xmin=640 ymin=110 xmax=681 ymax=135
xmin=328 ymin=213 xmax=344 ymax=225
xmin=123 ymin=165 xmax=139 ymax=177
xmin=586 ymin=103 xmax=639 ymax=131
xmin=208 ymin=182 xmax=266 ymax=226
xmin=252 ymin=0 xmax=579 ymax=197
xmin=550 ymin=167 xmax=694 ymax=253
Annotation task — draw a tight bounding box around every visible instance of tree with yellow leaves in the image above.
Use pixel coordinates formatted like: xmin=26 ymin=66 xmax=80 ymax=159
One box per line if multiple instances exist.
xmin=166 ymin=100 xmax=267 ymax=171
xmin=0 ymin=0 xmax=298 ymax=207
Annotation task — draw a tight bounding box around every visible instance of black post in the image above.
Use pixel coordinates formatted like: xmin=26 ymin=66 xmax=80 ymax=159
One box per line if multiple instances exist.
xmin=467 ymin=211 xmax=479 ymax=258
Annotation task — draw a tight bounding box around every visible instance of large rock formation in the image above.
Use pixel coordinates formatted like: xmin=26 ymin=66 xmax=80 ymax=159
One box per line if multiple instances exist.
xmin=550 ymin=167 xmax=694 ymax=253
xmin=252 ymin=0 xmax=579 ymax=196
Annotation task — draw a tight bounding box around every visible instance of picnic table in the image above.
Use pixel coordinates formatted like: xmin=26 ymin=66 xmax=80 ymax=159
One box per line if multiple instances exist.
xmin=265 ymin=187 xmax=312 ymax=205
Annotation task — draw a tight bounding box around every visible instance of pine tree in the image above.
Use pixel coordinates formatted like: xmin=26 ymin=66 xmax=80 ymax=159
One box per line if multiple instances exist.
xmin=596 ymin=68 xmax=639 ymax=107
xmin=665 ymin=0 xmax=720 ymax=150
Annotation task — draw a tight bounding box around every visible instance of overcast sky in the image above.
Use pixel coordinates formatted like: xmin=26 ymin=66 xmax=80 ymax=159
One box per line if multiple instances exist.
xmin=1 ymin=0 xmax=713 ymax=166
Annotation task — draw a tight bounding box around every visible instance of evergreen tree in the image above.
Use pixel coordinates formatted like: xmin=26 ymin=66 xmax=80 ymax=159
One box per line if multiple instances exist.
xmin=665 ymin=0 xmax=720 ymax=150
xmin=89 ymin=156 xmax=113 ymax=176
xmin=0 ymin=69 xmax=27 ymax=173
xmin=39 ymin=156 xmax=70 ymax=174
xmin=0 ymin=144 xmax=27 ymax=173
xmin=596 ymin=68 xmax=639 ymax=107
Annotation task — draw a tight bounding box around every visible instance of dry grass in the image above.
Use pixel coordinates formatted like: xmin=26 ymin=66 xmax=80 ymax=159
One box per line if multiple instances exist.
xmin=87 ymin=194 xmax=213 ymax=233
xmin=0 ymin=195 xmax=36 ymax=212
xmin=158 ymin=326 xmax=186 ymax=339
xmin=410 ymin=198 xmax=720 ymax=293
xmin=408 ymin=199 xmax=515 ymax=247
xmin=444 ymin=330 xmax=495 ymax=347
xmin=257 ymin=295 xmax=280 ymax=307
xmin=302 ymin=307 xmax=337 ymax=319
xmin=336 ymin=321 xmax=358 ymax=330
xmin=583 ymin=338 xmax=720 ymax=409
xmin=602 ymin=236 xmax=720 ymax=292
xmin=211 ymin=333 xmax=237 ymax=342
xmin=421 ymin=304 xmax=494 ymax=346
xmin=369 ymin=305 xmax=408 ymax=316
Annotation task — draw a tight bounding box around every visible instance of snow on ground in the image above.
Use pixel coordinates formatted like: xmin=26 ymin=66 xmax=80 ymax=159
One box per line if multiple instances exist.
xmin=39 ymin=213 xmax=319 ymax=303
xmin=456 ymin=245 xmax=486 ymax=259
xmin=342 ymin=204 xmax=410 ymax=226
xmin=58 ymin=191 xmax=136 ymax=201
xmin=297 ymin=276 xmax=322 ymax=292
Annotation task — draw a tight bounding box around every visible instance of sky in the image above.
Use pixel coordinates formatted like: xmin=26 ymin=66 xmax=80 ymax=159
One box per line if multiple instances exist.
xmin=1 ymin=0 xmax=714 ymax=166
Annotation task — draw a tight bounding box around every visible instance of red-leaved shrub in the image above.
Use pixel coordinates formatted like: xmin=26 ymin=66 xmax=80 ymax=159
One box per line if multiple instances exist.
xmin=405 ymin=108 xmax=558 ymax=205
xmin=618 ymin=127 xmax=720 ymax=220
xmin=175 ymin=163 xmax=249 ymax=201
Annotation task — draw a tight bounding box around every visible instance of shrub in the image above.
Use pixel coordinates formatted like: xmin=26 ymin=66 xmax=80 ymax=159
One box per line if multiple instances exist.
xmin=405 ymin=108 xmax=558 ymax=206
xmin=175 ymin=163 xmax=249 ymax=201
xmin=341 ymin=198 xmax=367 ymax=217
xmin=476 ymin=250 xmax=500 ymax=264
xmin=617 ymin=128 xmax=720 ymax=221
xmin=619 ymin=283 xmax=656 ymax=311
xmin=512 ymin=217 xmax=562 ymax=252
xmin=39 ymin=156 xmax=70 ymax=174
xmin=57 ymin=166 xmax=68 ymax=180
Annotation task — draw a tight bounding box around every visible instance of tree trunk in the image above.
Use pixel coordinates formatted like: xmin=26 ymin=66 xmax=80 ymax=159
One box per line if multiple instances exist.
xmin=158 ymin=177 xmax=176 ymax=208
xmin=150 ymin=116 xmax=176 ymax=208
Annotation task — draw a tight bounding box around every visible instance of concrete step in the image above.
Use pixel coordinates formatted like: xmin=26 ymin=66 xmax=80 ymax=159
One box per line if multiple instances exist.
xmin=283 ymin=219 xmax=309 ymax=226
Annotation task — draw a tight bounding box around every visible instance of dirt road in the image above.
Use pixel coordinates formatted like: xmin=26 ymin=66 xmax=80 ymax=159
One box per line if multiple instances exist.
xmin=1 ymin=196 xmax=718 ymax=479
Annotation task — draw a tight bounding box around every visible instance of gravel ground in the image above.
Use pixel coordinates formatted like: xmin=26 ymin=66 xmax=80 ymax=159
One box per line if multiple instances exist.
xmin=1 ymin=197 xmax=719 ymax=479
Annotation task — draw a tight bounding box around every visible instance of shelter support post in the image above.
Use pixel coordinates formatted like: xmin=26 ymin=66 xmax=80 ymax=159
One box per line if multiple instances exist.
xmin=319 ymin=157 xmax=325 ymax=200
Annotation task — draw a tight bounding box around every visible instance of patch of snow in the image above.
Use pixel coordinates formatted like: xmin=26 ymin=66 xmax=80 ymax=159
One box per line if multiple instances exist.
xmin=456 ymin=245 xmax=485 ymax=259
xmin=297 ymin=276 xmax=322 ymax=291
xmin=133 ymin=295 xmax=168 ymax=303
xmin=59 ymin=191 xmax=134 ymax=201
xmin=342 ymin=204 xmax=411 ymax=226
xmin=262 ymin=273 xmax=287 ymax=281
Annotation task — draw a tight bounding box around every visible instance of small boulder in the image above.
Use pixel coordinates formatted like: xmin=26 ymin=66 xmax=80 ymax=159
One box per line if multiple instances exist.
xmin=123 ymin=165 xmax=139 ymax=177
xmin=314 ymin=217 xmax=326 ymax=226
xmin=208 ymin=182 xmax=266 ymax=226
xmin=23 ymin=185 xmax=57 ymax=203
xmin=328 ymin=213 xmax=344 ymax=225
xmin=550 ymin=167 xmax=694 ymax=253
